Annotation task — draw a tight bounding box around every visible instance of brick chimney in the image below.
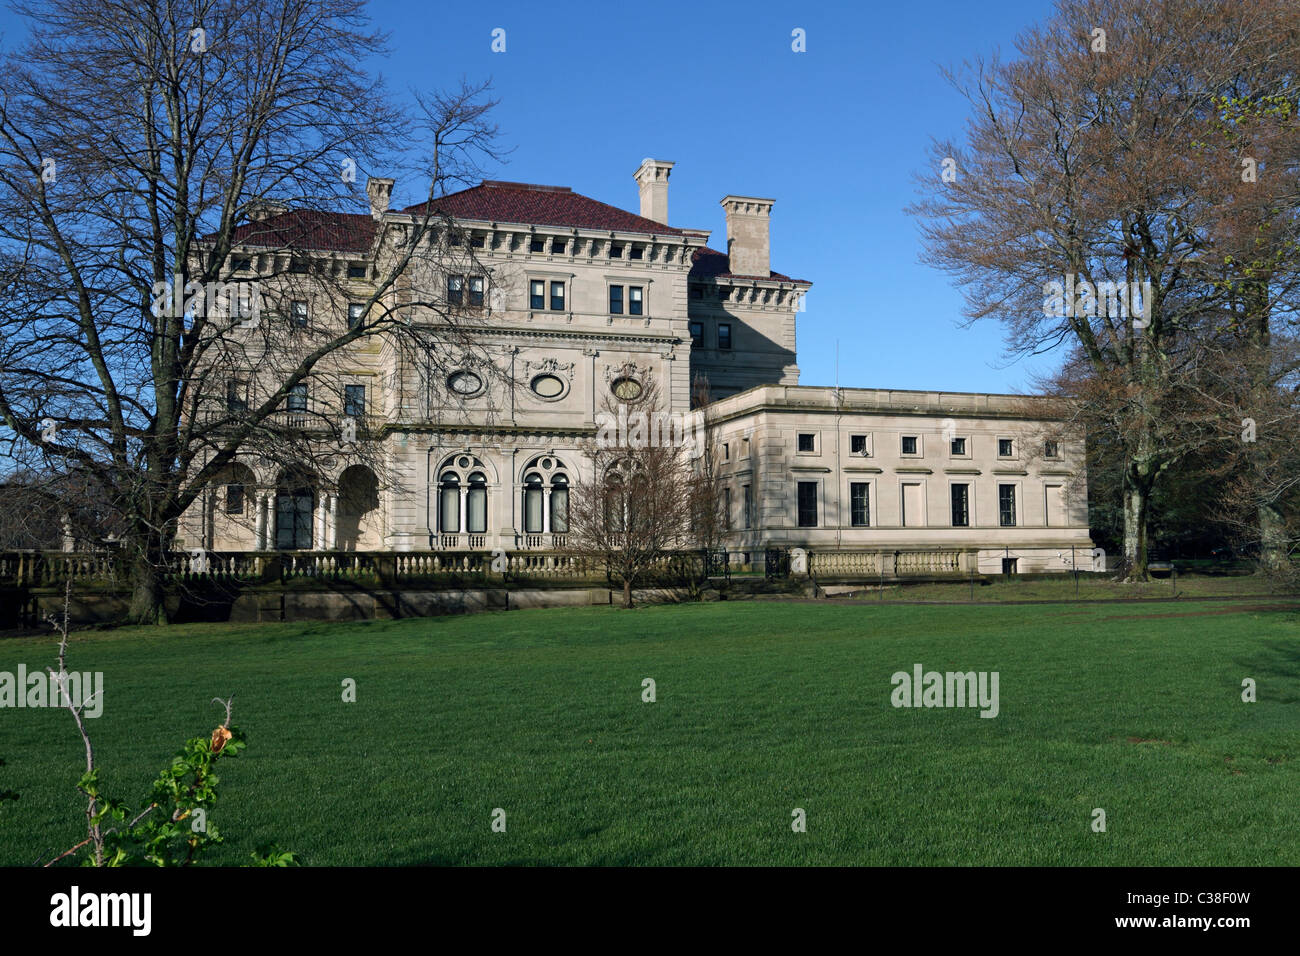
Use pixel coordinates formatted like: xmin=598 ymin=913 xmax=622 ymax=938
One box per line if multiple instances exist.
xmin=720 ymin=195 xmax=774 ymax=278
xmin=634 ymin=159 xmax=674 ymax=224
xmin=366 ymin=177 xmax=395 ymax=220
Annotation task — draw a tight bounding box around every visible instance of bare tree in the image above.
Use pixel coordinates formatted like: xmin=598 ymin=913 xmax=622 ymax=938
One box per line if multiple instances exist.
xmin=688 ymin=372 xmax=727 ymax=557
xmin=568 ymin=377 xmax=694 ymax=608
xmin=0 ymin=0 xmax=507 ymax=621
xmin=907 ymin=0 xmax=1300 ymax=579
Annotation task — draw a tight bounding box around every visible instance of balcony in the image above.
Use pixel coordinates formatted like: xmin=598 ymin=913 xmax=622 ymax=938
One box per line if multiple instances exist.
xmin=193 ymin=407 xmax=380 ymax=438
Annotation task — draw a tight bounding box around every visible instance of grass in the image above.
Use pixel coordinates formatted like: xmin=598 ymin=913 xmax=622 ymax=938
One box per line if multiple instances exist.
xmin=845 ymin=570 xmax=1277 ymax=603
xmin=1 ymin=598 xmax=1297 ymax=866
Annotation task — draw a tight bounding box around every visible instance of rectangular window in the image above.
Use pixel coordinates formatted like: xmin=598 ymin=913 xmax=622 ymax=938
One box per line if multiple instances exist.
xmin=797 ymin=482 xmax=818 ymax=527
xmin=901 ymin=435 xmax=918 ymax=455
xmin=291 ymin=300 xmax=308 ymax=328
xmin=470 ymin=234 xmax=485 ymax=249
xmin=742 ymin=437 xmax=751 ymax=458
xmin=718 ymin=323 xmax=732 ymax=350
xmin=850 ymin=434 xmax=867 ymax=455
xmin=447 ymin=275 xmax=463 ymax=306
xmin=549 ymin=281 xmax=565 ymax=311
xmin=289 ymin=258 xmax=310 ymax=274
xmin=630 ymin=245 xmax=644 ymax=260
xmin=347 ymin=303 xmax=364 ymax=331
xmin=998 ymin=484 xmax=1017 ymax=527
xmin=344 ymin=384 xmax=365 ymax=418
xmin=551 ymin=238 xmax=566 ymax=254
xmin=225 ymin=483 xmax=245 ymax=515
xmin=530 ymin=280 xmax=545 ymax=310
xmin=468 ymin=276 xmax=485 ymax=307
xmin=1045 ymin=440 xmax=1060 ymax=458
xmin=999 ymin=438 xmax=1014 ymax=457
xmin=723 ymin=487 xmax=732 ymax=530
xmin=232 ymin=256 xmax=252 ymax=272
xmin=610 ymin=243 xmax=623 ymax=258
xmin=851 ymin=483 xmax=870 ymax=527
xmin=950 ymin=437 xmax=967 ymax=456
xmin=225 ymin=380 xmax=246 ymax=413
xmin=722 ymin=442 xmax=731 ymax=462
xmin=609 ymin=285 xmax=624 ymax=315
xmin=530 ymin=237 xmax=546 ymax=252
xmin=951 ymin=484 xmax=970 ymax=527
xmin=689 ymin=321 xmax=703 ymax=347
xmin=287 ymin=383 xmax=308 ymax=412
xmin=629 ymin=286 xmax=643 ymax=316
xmin=743 ymin=484 xmax=752 ymax=528
xmin=347 ymin=263 xmax=366 ymax=279
xmin=797 ymin=433 xmax=815 ymax=453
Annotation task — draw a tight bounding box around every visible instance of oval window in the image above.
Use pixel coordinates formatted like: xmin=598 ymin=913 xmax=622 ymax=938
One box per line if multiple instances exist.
xmin=448 ymin=371 xmax=482 ymax=396
xmin=530 ymin=374 xmax=565 ymax=399
xmin=611 ymin=377 xmax=643 ymax=402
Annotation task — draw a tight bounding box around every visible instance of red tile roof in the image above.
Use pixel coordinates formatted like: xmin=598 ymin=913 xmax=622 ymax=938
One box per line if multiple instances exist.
xmin=226 ymin=208 xmax=377 ymax=254
xmin=690 ymin=246 xmax=809 ymax=285
xmin=219 ymin=182 xmax=808 ymax=285
xmin=404 ymin=180 xmax=685 ymax=236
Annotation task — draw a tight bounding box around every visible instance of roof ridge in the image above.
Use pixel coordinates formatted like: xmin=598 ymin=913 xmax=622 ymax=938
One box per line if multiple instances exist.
xmin=480 ymin=180 xmax=573 ymax=193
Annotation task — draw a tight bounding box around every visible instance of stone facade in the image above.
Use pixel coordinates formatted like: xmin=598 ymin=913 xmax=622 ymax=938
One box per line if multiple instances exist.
xmin=177 ymin=159 xmax=1093 ymax=571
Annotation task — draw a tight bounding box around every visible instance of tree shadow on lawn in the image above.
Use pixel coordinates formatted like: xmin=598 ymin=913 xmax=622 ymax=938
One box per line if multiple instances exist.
xmin=1236 ymin=637 xmax=1300 ymax=708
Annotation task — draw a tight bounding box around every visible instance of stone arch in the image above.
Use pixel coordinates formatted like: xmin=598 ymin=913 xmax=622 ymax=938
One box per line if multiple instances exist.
xmin=336 ymin=464 xmax=380 ymax=551
xmin=202 ymin=460 xmax=257 ymax=551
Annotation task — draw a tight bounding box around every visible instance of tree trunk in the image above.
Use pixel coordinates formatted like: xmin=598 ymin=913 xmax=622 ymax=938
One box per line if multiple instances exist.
xmin=622 ymin=577 xmax=633 ymax=609
xmin=1122 ymin=472 xmax=1151 ymax=582
xmin=1257 ymin=501 xmax=1287 ymax=573
xmin=127 ymin=547 xmax=169 ymax=625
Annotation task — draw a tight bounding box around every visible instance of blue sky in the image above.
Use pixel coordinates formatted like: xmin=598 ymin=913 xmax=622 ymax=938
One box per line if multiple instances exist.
xmin=0 ymin=0 xmax=1061 ymax=395
xmin=354 ymin=0 xmax=1059 ymax=395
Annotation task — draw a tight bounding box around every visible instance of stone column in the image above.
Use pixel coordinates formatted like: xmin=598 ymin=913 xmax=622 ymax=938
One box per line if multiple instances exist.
xmin=328 ymin=495 xmax=338 ymax=550
xmin=265 ymin=493 xmax=277 ymax=550
xmin=254 ymin=494 xmax=266 ymax=550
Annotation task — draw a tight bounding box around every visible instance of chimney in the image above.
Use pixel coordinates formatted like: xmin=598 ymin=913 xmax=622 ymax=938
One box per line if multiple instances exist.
xmin=366 ymin=177 xmax=395 ymax=220
xmin=634 ymin=159 xmax=674 ymax=224
xmin=720 ymin=195 xmax=774 ymax=278
xmin=248 ymin=199 xmax=289 ymax=222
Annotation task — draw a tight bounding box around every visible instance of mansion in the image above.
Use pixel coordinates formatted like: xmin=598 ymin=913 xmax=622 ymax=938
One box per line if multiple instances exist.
xmin=178 ymin=159 xmax=1095 ymax=574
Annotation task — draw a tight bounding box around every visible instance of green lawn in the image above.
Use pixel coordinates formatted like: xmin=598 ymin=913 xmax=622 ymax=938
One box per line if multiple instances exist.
xmin=1 ymin=599 xmax=1297 ymax=866
xmin=839 ymin=570 xmax=1275 ymax=603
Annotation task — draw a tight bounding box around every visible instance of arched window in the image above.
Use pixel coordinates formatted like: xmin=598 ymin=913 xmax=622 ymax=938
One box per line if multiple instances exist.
xmin=467 ymin=472 xmax=487 ymax=534
xmin=523 ymin=474 xmax=544 ymax=534
xmin=439 ymin=472 xmax=460 ymax=533
xmin=435 ymin=455 xmax=492 ymax=540
xmin=550 ymin=474 xmax=569 ymax=533
xmin=606 ymin=472 xmax=626 ymax=534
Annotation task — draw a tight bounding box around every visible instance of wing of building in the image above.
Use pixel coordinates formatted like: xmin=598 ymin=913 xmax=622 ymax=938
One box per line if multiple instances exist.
xmin=179 ymin=159 xmax=1094 ymax=574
